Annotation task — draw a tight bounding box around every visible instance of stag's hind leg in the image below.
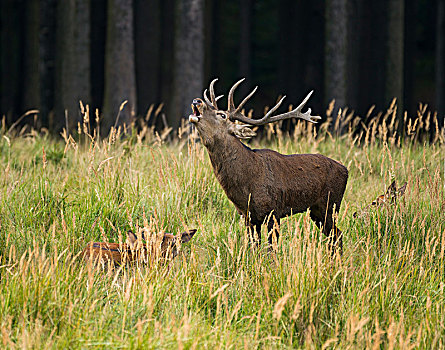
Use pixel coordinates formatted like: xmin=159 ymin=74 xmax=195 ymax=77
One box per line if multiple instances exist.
xmin=330 ymin=198 xmax=345 ymax=255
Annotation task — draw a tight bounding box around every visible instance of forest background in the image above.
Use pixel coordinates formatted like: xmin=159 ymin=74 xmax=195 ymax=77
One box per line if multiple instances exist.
xmin=1 ymin=0 xmax=444 ymax=132
xmin=2 ymin=1 xmax=445 ymax=347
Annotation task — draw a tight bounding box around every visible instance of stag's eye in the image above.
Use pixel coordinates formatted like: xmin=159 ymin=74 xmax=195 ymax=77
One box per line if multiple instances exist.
xmin=217 ymin=112 xmax=227 ymax=119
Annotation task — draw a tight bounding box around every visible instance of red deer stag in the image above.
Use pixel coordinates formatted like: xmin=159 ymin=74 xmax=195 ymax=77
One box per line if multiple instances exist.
xmin=189 ymin=79 xmax=348 ymax=252
xmin=82 ymin=229 xmax=197 ymax=267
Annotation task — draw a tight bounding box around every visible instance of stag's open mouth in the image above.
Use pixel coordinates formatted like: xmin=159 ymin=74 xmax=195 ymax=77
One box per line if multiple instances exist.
xmin=192 ymin=104 xmax=200 ymax=116
xmin=189 ymin=100 xmax=202 ymax=123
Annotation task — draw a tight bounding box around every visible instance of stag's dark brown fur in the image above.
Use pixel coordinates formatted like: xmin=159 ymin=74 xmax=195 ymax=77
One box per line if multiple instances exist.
xmin=189 ymin=79 xmax=348 ymax=252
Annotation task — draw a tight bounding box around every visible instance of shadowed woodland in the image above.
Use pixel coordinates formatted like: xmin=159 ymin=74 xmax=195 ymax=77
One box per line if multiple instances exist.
xmin=2 ymin=0 xmax=445 ymax=348
xmin=1 ymin=0 xmax=445 ymax=133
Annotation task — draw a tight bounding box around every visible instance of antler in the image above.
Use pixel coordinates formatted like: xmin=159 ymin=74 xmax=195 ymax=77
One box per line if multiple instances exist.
xmin=203 ymin=78 xmax=224 ymax=109
xmin=227 ymin=78 xmax=258 ymax=114
xmin=226 ymin=79 xmax=321 ymax=125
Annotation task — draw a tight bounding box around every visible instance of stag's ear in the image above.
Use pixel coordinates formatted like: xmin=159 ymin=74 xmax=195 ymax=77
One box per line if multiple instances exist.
xmin=229 ymin=124 xmax=256 ymax=139
xmin=180 ymin=229 xmax=197 ymax=244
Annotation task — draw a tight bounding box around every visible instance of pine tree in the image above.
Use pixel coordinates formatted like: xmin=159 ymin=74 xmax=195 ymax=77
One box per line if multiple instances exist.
xmin=170 ymin=0 xmax=205 ymax=129
xmin=54 ymin=0 xmax=91 ymax=131
xmin=102 ymin=0 xmax=137 ymax=133
xmin=325 ymin=0 xmax=347 ymax=121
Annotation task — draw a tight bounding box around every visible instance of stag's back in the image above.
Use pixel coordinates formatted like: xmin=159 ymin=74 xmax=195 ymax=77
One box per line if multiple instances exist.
xmin=251 ymin=151 xmax=348 ymax=214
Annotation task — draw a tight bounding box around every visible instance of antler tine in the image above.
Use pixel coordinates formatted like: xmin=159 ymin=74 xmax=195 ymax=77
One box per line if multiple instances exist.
xmin=203 ymin=89 xmax=213 ymax=107
xmin=230 ymin=90 xmax=321 ymax=125
xmin=263 ymin=95 xmax=286 ymax=119
xmin=295 ymin=90 xmax=314 ymax=112
xmin=234 ymin=86 xmax=258 ymax=114
xmin=229 ymin=95 xmax=285 ymax=124
xmin=228 ymin=78 xmax=246 ymax=110
xmin=209 ymin=78 xmax=219 ymax=107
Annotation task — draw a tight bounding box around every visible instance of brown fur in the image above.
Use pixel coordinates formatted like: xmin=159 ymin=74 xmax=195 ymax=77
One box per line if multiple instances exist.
xmin=190 ymin=93 xmax=348 ymax=252
xmin=353 ymin=180 xmax=407 ymax=218
xmin=82 ymin=229 xmax=197 ymax=267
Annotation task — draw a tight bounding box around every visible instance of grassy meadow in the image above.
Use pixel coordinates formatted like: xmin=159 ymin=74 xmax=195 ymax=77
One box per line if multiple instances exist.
xmin=0 ymin=104 xmax=445 ymax=348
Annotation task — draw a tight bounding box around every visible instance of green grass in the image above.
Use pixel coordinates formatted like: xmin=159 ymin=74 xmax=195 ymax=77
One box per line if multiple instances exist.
xmin=0 ymin=110 xmax=444 ymax=348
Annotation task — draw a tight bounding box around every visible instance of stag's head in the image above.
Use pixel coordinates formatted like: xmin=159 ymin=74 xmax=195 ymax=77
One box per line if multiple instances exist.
xmin=189 ymin=78 xmax=321 ymax=146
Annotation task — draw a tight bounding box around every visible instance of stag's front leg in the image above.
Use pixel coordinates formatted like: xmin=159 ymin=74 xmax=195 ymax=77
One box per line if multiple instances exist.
xmin=310 ymin=209 xmax=342 ymax=256
xmin=323 ymin=214 xmax=343 ymax=256
xmin=332 ymin=226 xmax=343 ymax=255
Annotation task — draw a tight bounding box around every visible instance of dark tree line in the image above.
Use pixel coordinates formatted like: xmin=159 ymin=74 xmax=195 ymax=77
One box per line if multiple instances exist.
xmin=0 ymin=0 xmax=444 ymax=134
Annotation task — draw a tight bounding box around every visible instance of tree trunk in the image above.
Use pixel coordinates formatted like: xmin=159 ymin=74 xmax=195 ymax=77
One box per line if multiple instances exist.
xmin=207 ymin=0 xmax=221 ymax=78
xmin=90 ymin=0 xmax=106 ymax=118
xmin=436 ymin=0 xmax=445 ymax=124
xmin=303 ymin=0 xmax=325 ymax=113
xmin=0 ymin=0 xmax=23 ymax=123
xmin=171 ymin=0 xmax=205 ymax=129
xmin=325 ymin=0 xmax=347 ymax=120
xmin=54 ymin=0 xmax=91 ymax=131
xmin=22 ymin=0 xmax=41 ymax=113
xmin=204 ymin=0 xmax=213 ymax=81
xmin=277 ymin=0 xmax=304 ymax=103
xmin=385 ymin=0 xmax=404 ymax=112
xmin=39 ymin=0 xmax=57 ymax=126
xmin=352 ymin=0 xmax=387 ymax=116
xmin=404 ymin=0 xmax=416 ymax=117
xmin=103 ymin=0 xmax=136 ymax=132
xmin=134 ymin=0 xmax=161 ymax=117
xmin=239 ymin=0 xmax=252 ymax=96
xmin=346 ymin=0 xmax=359 ymax=111
xmin=159 ymin=0 xmax=175 ymax=120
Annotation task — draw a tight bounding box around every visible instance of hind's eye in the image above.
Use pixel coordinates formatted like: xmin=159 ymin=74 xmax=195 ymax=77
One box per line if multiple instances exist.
xmin=217 ymin=112 xmax=227 ymax=119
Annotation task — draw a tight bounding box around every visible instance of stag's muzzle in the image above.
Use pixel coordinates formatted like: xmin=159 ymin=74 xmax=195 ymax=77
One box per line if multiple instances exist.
xmin=189 ymin=99 xmax=202 ymax=123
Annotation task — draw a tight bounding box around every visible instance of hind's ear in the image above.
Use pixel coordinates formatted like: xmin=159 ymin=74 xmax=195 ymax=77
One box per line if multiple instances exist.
xmin=180 ymin=229 xmax=197 ymax=243
xmin=126 ymin=231 xmax=138 ymax=248
xmin=386 ymin=181 xmax=397 ymax=196
xmin=397 ymin=182 xmax=407 ymax=196
xmin=229 ymin=124 xmax=256 ymax=139
xmin=138 ymin=229 xmax=146 ymax=241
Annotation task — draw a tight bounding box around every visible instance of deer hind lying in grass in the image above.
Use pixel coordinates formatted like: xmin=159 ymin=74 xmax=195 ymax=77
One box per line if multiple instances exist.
xmin=82 ymin=229 xmax=197 ymax=267
xmin=189 ymin=79 xmax=348 ymax=253
xmin=353 ymin=180 xmax=407 ymax=218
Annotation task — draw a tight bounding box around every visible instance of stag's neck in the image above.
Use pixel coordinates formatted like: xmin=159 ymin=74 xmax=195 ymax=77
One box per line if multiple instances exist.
xmin=204 ymin=135 xmax=266 ymax=215
xmin=206 ymin=135 xmax=258 ymax=184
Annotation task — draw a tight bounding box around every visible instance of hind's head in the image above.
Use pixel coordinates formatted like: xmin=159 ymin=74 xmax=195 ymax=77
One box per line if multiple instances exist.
xmin=127 ymin=229 xmax=197 ymax=259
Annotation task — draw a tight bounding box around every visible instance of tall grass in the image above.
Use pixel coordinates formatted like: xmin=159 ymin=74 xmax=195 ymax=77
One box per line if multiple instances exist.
xmin=0 ymin=102 xmax=444 ymax=348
